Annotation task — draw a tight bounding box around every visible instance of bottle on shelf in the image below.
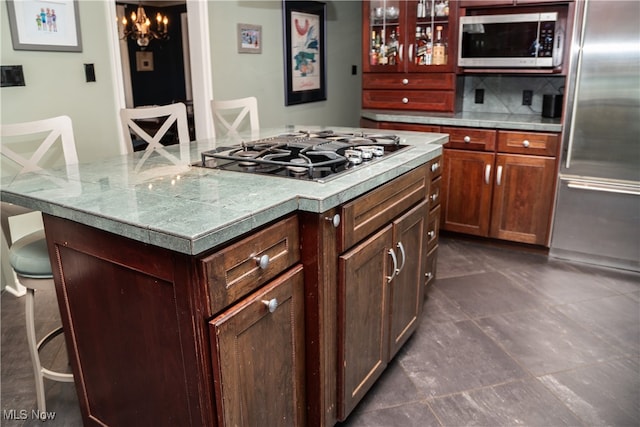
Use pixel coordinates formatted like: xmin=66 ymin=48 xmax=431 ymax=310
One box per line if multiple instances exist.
xmin=415 ymin=26 xmax=433 ymax=66
xmin=432 ymin=25 xmax=446 ymax=65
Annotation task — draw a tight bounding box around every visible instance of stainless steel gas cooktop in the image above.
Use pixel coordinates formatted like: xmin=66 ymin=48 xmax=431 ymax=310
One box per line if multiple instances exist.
xmin=197 ymin=130 xmax=411 ymax=183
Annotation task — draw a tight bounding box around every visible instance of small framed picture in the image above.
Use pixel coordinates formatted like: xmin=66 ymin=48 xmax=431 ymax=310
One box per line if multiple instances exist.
xmin=6 ymin=0 xmax=82 ymax=52
xmin=237 ymin=23 xmax=262 ymax=54
xmin=136 ymin=51 xmax=154 ymax=72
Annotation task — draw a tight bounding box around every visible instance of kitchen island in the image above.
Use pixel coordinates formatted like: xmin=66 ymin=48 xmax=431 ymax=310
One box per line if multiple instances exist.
xmin=1 ymin=126 xmax=445 ymax=426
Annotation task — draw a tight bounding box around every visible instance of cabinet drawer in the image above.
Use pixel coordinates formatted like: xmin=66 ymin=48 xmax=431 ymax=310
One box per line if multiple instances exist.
xmin=425 ymin=245 xmax=438 ymax=287
xmin=428 ymin=156 xmax=442 ymax=181
xmin=428 ymin=176 xmax=441 ymax=211
xmin=362 ymin=90 xmax=455 ymax=112
xmin=201 ymin=215 xmax=300 ymax=314
xmin=363 ymin=73 xmax=455 ymax=90
xmin=376 ymin=122 xmax=441 ymax=133
xmin=426 ymin=204 xmax=441 ymax=252
xmin=497 ymin=131 xmax=559 ymax=156
xmin=339 ymin=165 xmax=428 ymax=252
xmin=443 ymin=127 xmax=497 ymax=151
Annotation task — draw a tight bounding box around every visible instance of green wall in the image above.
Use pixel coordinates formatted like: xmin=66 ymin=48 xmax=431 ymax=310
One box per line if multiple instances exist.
xmin=0 ymin=1 xmax=123 ymax=162
xmin=1 ymin=1 xmax=363 ymax=163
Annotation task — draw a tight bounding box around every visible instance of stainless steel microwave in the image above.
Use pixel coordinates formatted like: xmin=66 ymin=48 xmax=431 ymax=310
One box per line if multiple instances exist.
xmin=458 ymin=12 xmax=563 ymax=68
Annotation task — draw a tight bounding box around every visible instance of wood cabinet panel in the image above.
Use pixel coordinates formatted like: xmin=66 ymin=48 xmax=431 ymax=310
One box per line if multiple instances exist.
xmin=364 ymin=120 xmax=442 ymax=133
xmin=428 ymin=176 xmax=441 ymax=211
xmin=443 ymin=126 xmax=497 ymax=151
xmin=201 ymin=215 xmax=300 ymax=314
xmin=426 ymin=204 xmax=441 ymax=252
xmin=210 ymin=265 xmax=306 ymax=427
xmin=363 ymin=89 xmax=455 ymax=112
xmin=490 ymin=154 xmax=557 ymax=245
xmin=43 ymin=215 xmax=215 ymax=426
xmin=425 ymin=245 xmax=438 ymax=287
xmin=389 ymin=200 xmax=428 ymax=359
xmin=497 ymin=130 xmax=560 ymax=156
xmin=441 ymin=149 xmax=494 ymax=236
xmin=338 ymin=225 xmax=392 ymax=421
xmin=340 ymin=165 xmax=427 ymax=252
xmin=363 ymin=73 xmax=456 ymax=90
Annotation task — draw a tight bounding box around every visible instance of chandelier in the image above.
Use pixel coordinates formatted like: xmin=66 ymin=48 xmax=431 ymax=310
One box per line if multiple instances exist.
xmin=120 ymin=4 xmax=169 ymax=48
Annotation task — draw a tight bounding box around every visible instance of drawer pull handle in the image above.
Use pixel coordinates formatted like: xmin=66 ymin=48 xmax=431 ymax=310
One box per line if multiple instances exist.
xmin=387 ymin=248 xmax=398 ymax=283
xmin=396 ymin=242 xmax=406 ymax=274
xmin=254 ymin=254 xmax=270 ymax=269
xmin=402 ymin=97 xmax=409 ymax=104
xmin=428 ymin=230 xmax=435 ymax=239
xmin=431 ymin=162 xmax=439 ymax=172
xmin=325 ymin=214 xmax=341 ymax=228
xmin=402 ymin=78 xmax=409 ymax=85
xmin=523 ymin=140 xmax=530 ymax=148
xmin=463 ymin=136 xmax=471 ymax=143
xmin=262 ymin=298 xmax=279 ymax=313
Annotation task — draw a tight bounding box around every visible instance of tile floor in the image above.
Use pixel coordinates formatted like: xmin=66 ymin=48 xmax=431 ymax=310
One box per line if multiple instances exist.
xmin=1 ymin=235 xmax=639 ymax=426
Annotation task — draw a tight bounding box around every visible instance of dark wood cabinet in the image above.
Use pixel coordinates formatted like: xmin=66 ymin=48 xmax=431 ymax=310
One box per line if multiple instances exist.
xmin=209 ymin=265 xmax=306 ymax=427
xmin=441 ymin=128 xmax=559 ymax=245
xmin=362 ymin=0 xmax=458 ymax=112
xmin=336 ymin=164 xmax=430 ymax=421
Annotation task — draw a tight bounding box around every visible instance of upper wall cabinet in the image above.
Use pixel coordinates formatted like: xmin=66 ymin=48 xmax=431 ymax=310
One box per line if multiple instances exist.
xmin=363 ymin=0 xmax=459 ymax=73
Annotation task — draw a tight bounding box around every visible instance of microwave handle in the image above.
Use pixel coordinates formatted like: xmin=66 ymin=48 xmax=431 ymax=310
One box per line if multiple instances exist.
xmin=553 ymin=26 xmax=564 ymax=67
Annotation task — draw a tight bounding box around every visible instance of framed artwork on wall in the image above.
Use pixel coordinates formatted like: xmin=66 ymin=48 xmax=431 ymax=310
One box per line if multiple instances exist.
xmin=237 ymin=23 xmax=262 ymax=54
xmin=282 ymin=1 xmax=326 ymax=106
xmin=6 ymin=0 xmax=82 ymax=52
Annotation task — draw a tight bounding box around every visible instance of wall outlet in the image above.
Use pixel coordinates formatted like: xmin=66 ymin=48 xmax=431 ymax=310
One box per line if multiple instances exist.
xmin=475 ymin=88 xmax=485 ymax=104
xmin=522 ymin=90 xmax=533 ymax=106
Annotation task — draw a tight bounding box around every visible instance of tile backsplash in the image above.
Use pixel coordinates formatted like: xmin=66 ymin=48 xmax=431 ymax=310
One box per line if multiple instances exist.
xmin=461 ymin=75 xmax=566 ymax=116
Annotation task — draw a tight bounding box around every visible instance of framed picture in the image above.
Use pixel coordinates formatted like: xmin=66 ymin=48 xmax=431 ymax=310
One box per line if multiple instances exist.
xmin=282 ymin=1 xmax=326 ymax=106
xmin=6 ymin=0 xmax=82 ymax=52
xmin=136 ymin=51 xmax=154 ymax=72
xmin=237 ymin=23 xmax=262 ymax=54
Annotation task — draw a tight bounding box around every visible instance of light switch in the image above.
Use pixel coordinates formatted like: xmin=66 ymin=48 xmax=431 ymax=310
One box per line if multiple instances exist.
xmin=84 ymin=63 xmax=96 ymax=82
xmin=1 ymin=65 xmax=25 ymax=87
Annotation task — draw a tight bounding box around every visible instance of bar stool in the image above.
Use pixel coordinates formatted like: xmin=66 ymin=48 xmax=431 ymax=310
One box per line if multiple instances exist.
xmin=1 ymin=115 xmax=79 ymax=412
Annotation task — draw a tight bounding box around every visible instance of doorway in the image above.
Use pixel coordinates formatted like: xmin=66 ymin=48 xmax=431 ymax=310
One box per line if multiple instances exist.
xmin=108 ymin=0 xmax=214 ymax=153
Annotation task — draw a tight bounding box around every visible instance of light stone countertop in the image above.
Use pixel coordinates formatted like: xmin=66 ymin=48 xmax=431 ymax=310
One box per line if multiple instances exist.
xmin=1 ymin=126 xmax=445 ymax=256
xmin=362 ymin=110 xmax=563 ymax=133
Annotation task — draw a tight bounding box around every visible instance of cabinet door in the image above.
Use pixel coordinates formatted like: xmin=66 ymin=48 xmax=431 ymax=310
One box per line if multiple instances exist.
xmin=441 ymin=149 xmax=494 ymax=236
xmin=210 ymin=265 xmax=306 ymax=427
xmin=389 ymin=200 xmax=427 ymax=359
xmin=490 ymin=154 xmax=557 ymax=245
xmin=338 ymin=225 xmax=393 ymax=421
xmin=363 ymin=0 xmax=405 ymax=73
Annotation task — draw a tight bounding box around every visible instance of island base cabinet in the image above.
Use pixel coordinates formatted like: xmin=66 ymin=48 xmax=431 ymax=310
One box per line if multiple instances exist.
xmin=209 ymin=265 xmax=306 ymax=427
xmin=337 ymin=200 xmax=428 ymax=421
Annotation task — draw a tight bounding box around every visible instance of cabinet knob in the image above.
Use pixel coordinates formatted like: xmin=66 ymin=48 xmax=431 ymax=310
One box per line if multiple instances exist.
xmin=253 ymin=254 xmax=270 ymax=269
xmin=463 ymin=136 xmax=471 ymax=143
xmin=431 ymin=162 xmax=439 ymax=172
xmin=522 ymin=140 xmax=530 ymax=148
xmin=402 ymin=78 xmax=409 ymax=85
xmin=402 ymin=97 xmax=409 ymax=104
xmin=428 ymin=230 xmax=435 ymax=239
xmin=425 ymin=272 xmax=433 ymax=279
xmin=324 ymin=214 xmax=341 ymax=228
xmin=262 ymin=298 xmax=279 ymax=313
xmin=430 ymin=191 xmax=439 ymax=202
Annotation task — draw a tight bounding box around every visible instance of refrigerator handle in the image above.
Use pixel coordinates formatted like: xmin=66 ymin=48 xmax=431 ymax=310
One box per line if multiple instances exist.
xmin=567 ymin=181 xmax=640 ymax=196
xmin=565 ymin=0 xmax=590 ymax=169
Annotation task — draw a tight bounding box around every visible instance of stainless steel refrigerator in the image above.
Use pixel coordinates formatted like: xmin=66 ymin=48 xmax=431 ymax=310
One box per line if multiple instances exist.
xmin=550 ymin=0 xmax=640 ymax=271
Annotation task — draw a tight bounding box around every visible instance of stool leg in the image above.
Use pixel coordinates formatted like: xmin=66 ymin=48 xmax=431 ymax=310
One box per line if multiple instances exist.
xmin=25 ymin=288 xmax=47 ymax=413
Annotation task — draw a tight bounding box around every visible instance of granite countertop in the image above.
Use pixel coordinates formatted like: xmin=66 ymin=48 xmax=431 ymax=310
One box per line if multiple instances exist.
xmin=0 ymin=126 xmax=445 ymax=256
xmin=362 ymin=109 xmax=563 ymax=133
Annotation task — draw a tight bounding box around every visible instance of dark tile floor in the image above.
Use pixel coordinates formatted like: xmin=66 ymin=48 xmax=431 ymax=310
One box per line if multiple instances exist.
xmin=2 ymin=235 xmax=639 ymax=426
